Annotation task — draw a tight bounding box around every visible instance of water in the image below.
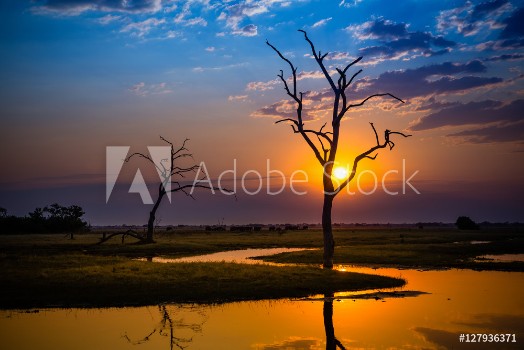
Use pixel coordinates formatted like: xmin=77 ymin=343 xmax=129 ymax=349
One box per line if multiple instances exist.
xmin=1 ymin=252 xmax=523 ymax=349
xmin=137 ymin=247 xmax=311 ymax=264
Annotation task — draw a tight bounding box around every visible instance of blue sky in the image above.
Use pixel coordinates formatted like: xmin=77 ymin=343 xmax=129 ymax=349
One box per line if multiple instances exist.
xmin=1 ymin=0 xmax=523 ymax=224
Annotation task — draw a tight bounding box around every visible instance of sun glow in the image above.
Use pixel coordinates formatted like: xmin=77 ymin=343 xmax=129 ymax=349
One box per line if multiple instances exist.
xmin=333 ymin=166 xmax=349 ymax=180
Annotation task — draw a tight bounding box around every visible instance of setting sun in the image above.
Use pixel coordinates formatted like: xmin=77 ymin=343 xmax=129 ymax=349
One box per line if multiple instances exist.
xmin=333 ymin=166 xmax=349 ymax=180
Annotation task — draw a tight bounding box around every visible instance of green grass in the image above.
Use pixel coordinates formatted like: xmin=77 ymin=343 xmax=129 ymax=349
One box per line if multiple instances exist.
xmin=0 ymin=253 xmax=404 ymax=309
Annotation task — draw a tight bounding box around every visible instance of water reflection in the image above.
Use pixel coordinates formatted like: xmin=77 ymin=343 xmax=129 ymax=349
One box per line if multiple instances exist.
xmin=323 ymin=293 xmax=346 ymax=350
xmin=123 ymin=305 xmax=206 ymax=350
xmin=137 ymin=248 xmax=311 ymax=264
xmin=1 ymin=269 xmax=522 ymax=349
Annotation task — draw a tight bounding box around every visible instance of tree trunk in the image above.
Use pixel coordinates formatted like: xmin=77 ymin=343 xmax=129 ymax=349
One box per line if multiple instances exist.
xmin=146 ymin=189 xmax=165 ymax=243
xmin=146 ymin=211 xmax=155 ymax=243
xmin=322 ymin=194 xmax=335 ymax=269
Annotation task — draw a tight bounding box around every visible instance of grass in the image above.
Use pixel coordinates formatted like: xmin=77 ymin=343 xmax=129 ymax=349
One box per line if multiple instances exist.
xmin=1 ymin=227 xmax=522 ymax=309
xmin=0 ymin=252 xmax=404 ymax=309
xmin=256 ymin=229 xmax=524 ymax=270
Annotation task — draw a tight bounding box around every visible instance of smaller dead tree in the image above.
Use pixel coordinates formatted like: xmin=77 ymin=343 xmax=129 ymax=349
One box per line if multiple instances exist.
xmin=125 ymin=136 xmax=222 ymax=243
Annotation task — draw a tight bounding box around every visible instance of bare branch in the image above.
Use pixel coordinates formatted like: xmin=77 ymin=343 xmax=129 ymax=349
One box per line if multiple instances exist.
xmin=267 ymin=38 xmax=327 ymax=166
xmin=370 ymin=122 xmax=379 ymax=145
xmin=333 ymin=124 xmax=411 ymax=194
xmin=342 ymin=56 xmax=362 ymax=74
xmin=349 ymin=93 xmax=405 ymax=109
xmin=298 ymin=29 xmax=337 ymax=93
xmin=346 ymin=69 xmax=362 ymax=89
xmin=275 ymin=118 xmax=299 ymax=126
xmin=266 ymin=40 xmax=297 ymax=97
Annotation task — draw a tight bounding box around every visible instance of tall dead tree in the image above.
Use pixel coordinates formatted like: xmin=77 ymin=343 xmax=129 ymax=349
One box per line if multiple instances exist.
xmin=126 ymin=136 xmax=222 ymax=243
xmin=267 ymin=30 xmax=411 ymax=268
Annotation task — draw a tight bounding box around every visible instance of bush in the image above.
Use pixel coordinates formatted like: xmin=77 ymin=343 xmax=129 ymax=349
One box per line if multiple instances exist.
xmin=0 ymin=204 xmax=87 ymax=234
xmin=455 ymin=216 xmax=479 ymax=230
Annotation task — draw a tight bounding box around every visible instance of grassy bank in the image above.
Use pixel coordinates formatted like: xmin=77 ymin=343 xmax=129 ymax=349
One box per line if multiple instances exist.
xmin=2 ymin=227 xmax=522 ymax=270
xmin=1 ymin=227 xmax=522 ymax=308
xmin=0 ymin=253 xmax=404 ymax=309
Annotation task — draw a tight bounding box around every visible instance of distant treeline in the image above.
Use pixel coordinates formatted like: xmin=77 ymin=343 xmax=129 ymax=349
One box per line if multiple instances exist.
xmin=0 ymin=204 xmax=88 ymax=234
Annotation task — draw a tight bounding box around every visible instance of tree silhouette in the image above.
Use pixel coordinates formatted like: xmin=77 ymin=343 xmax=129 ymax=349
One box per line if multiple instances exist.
xmin=125 ymin=136 xmax=223 ymax=243
xmin=456 ymin=216 xmax=479 ymax=230
xmin=267 ymin=30 xmax=411 ymax=268
xmin=323 ymin=293 xmax=347 ymax=350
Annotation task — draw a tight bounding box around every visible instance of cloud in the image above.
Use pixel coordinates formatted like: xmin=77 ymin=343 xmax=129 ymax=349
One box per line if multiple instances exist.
xmin=228 ymin=95 xmax=249 ymax=102
xmin=347 ymin=18 xmax=410 ymax=41
xmin=499 ymin=7 xmax=524 ymax=38
xmin=128 ymin=82 xmax=173 ymax=96
xmin=217 ymin=0 xmax=290 ymax=36
xmin=251 ymin=100 xmax=299 ymax=120
xmin=120 ymin=18 xmax=166 ymax=38
xmin=32 ymin=0 xmax=162 ymax=16
xmin=483 ymin=53 xmax=524 ymax=61
xmin=437 ymin=0 xmax=512 ymax=36
xmin=251 ymin=90 xmax=336 ymax=121
xmin=232 ymin=24 xmax=258 ymax=37
xmin=192 ymin=62 xmax=249 ymax=72
xmin=173 ymin=0 xmax=208 ymax=27
xmin=346 ymin=18 xmax=455 ymax=63
xmin=448 ymin=120 xmax=524 ymax=143
xmin=339 ymin=0 xmax=363 ymax=8
xmin=311 ymin=17 xmax=332 ymax=28
xmin=246 ymin=79 xmax=279 ymax=91
xmin=356 ymin=60 xmax=502 ymax=100
xmin=246 ymin=70 xmax=329 ymax=93
xmin=98 ymin=14 xmax=121 ymax=25
xmin=205 ymin=46 xmax=216 ymax=52
xmin=410 ymin=99 xmax=524 ymax=131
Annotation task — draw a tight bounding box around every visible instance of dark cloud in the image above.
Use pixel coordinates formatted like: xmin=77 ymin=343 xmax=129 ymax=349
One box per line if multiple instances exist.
xmin=500 ymin=7 xmax=524 ymax=38
xmin=476 ymin=7 xmax=524 ymax=50
xmin=437 ymin=0 xmax=511 ymax=36
xmin=448 ymin=121 xmax=524 ymax=143
xmin=356 ymin=60 xmax=501 ymax=100
xmin=360 ymin=18 xmax=409 ymax=40
xmin=410 ymin=99 xmax=524 ymax=131
xmin=484 ymin=53 xmax=524 ymax=61
xmin=349 ymin=19 xmax=455 ymax=62
xmin=233 ymin=24 xmax=258 ymax=37
xmin=471 ymin=0 xmax=510 ymax=20
xmin=359 ymin=31 xmax=455 ymax=61
xmin=32 ymin=0 xmax=162 ymax=14
xmin=415 ymin=97 xmax=462 ymax=111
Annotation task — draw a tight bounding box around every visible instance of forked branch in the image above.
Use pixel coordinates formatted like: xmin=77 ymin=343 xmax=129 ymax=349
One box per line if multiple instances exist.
xmin=334 ymin=123 xmax=411 ymax=194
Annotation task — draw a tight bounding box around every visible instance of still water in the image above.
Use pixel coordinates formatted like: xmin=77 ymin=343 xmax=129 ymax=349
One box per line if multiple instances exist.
xmin=1 ymin=254 xmax=523 ymax=349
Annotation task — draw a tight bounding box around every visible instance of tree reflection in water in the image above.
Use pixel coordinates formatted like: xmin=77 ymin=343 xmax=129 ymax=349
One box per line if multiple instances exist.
xmin=324 ymin=293 xmax=346 ymax=350
xmin=123 ymin=304 xmax=207 ymax=350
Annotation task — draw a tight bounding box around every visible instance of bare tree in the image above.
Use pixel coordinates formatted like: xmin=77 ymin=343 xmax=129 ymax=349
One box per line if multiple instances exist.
xmin=125 ymin=136 xmax=223 ymax=243
xmin=267 ymin=30 xmax=411 ymax=268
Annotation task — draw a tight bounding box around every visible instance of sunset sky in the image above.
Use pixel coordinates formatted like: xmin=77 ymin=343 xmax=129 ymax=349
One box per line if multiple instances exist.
xmin=1 ymin=0 xmax=523 ymax=225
